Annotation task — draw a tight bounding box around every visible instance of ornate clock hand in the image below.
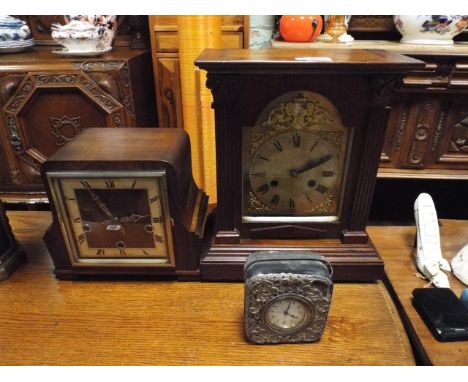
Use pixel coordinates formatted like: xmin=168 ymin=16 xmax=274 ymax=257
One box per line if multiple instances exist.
xmin=284 ymin=301 xmax=292 ymax=315
xmin=87 ymin=189 xmax=115 ymax=221
xmin=290 ymin=154 xmax=332 ymax=177
xmin=120 ymin=214 xmax=151 ymax=223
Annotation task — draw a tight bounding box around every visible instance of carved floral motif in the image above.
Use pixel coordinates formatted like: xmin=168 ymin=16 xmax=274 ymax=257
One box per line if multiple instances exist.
xmin=450 ymin=115 xmax=468 ymax=153
xmin=49 ymin=115 xmax=82 ymax=146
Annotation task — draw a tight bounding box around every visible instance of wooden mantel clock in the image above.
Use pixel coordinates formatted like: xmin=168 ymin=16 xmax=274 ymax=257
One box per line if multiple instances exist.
xmin=196 ymin=48 xmax=424 ymax=281
xmin=42 ymin=128 xmax=208 ymax=279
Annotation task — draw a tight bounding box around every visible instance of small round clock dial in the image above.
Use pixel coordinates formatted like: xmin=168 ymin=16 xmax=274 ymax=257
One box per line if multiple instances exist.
xmin=263 ymin=296 xmax=311 ymax=332
xmin=248 ymin=131 xmax=340 ymax=216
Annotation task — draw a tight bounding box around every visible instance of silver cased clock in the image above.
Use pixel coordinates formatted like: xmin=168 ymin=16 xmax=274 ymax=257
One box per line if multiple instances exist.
xmin=244 ymin=251 xmax=333 ymax=344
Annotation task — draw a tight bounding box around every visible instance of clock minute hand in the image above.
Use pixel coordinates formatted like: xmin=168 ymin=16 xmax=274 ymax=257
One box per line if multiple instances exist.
xmin=290 ymin=154 xmax=332 ymax=177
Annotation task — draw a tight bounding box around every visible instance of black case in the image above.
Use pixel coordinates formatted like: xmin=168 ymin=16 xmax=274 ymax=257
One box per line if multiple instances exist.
xmin=412 ymin=288 xmax=468 ymax=342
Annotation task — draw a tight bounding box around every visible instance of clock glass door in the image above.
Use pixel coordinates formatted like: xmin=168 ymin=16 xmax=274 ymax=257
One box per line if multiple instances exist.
xmin=242 ymin=91 xmax=351 ymax=222
xmin=47 ymin=171 xmax=175 ymax=267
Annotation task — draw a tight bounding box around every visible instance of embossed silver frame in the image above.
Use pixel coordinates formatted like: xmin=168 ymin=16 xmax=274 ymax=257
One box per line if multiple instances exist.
xmin=46 ymin=170 xmax=175 ymax=268
xmin=244 ymin=273 xmax=332 ymax=344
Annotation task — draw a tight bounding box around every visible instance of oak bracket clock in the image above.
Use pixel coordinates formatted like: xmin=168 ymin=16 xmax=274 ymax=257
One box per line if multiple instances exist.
xmin=0 ymin=200 xmax=25 ymax=280
xmin=42 ymin=128 xmax=208 ymax=279
xmin=196 ymin=48 xmax=424 ymax=281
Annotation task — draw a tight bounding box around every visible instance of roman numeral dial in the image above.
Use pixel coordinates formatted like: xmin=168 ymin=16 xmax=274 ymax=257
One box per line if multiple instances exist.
xmin=247 ymin=131 xmax=344 ymax=216
xmin=58 ymin=175 xmax=172 ymax=262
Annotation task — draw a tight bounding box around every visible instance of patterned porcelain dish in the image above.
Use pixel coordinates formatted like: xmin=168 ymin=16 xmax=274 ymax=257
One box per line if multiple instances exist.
xmin=0 ymin=15 xmax=31 ymax=41
xmin=51 ymin=15 xmax=116 ymax=53
xmin=0 ymin=15 xmax=34 ymax=53
xmin=394 ymin=15 xmax=468 ymax=44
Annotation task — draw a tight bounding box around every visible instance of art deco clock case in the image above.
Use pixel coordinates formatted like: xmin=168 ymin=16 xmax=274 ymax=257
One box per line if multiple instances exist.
xmin=41 ymin=128 xmax=208 ymax=279
xmin=195 ymin=48 xmax=424 ymax=281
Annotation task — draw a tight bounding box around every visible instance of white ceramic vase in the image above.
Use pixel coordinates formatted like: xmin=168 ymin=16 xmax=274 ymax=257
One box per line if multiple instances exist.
xmin=394 ymin=15 xmax=467 ymax=45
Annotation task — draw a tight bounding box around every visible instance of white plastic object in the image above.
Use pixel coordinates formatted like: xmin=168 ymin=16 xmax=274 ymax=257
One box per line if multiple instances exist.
xmin=451 ymin=244 xmax=468 ymax=286
xmin=414 ymin=193 xmax=451 ymax=287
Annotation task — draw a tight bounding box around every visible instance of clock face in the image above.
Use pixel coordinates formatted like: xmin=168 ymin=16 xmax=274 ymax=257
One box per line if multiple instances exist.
xmin=243 ymin=91 xmax=350 ymax=222
xmin=248 ymin=131 xmax=340 ymax=215
xmin=263 ymin=295 xmax=311 ymax=333
xmin=48 ymin=171 xmax=174 ymax=266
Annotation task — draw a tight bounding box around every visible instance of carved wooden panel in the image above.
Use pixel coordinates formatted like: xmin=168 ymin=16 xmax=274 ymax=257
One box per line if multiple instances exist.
xmin=381 ymin=103 xmax=410 ymax=165
xmin=402 ymin=99 xmax=439 ymax=168
xmin=379 ymin=54 xmax=468 ymax=178
xmin=1 ymin=72 xmax=125 ymax=185
xmin=348 ymin=16 xmax=396 ymax=32
xmin=0 ymin=49 xmax=156 ymax=201
xmin=436 ymin=99 xmax=468 ymax=164
xmin=156 ymin=58 xmax=183 ymax=128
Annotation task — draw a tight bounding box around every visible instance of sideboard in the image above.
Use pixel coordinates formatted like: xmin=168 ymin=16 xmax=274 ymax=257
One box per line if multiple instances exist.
xmin=272 ymin=40 xmax=468 ymax=181
xmin=0 ymin=47 xmax=156 ymax=203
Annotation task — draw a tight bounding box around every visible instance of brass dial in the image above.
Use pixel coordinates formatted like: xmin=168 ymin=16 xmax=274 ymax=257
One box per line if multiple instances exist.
xmin=248 ymin=131 xmax=340 ymax=216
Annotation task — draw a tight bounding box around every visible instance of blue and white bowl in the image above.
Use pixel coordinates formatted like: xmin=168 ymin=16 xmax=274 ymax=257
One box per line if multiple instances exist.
xmin=0 ymin=15 xmax=32 ymax=42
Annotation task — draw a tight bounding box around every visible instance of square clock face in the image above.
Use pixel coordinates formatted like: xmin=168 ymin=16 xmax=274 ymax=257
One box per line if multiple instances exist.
xmin=47 ymin=171 xmax=175 ymax=267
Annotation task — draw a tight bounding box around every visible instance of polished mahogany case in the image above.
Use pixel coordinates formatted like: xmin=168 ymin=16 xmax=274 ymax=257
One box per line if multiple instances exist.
xmin=196 ymin=48 xmax=424 ymax=281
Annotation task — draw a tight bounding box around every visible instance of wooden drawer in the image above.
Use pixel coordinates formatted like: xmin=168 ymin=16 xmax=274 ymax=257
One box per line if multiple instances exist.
xmin=153 ymin=15 xmax=244 ymax=30
xmin=155 ymin=31 xmax=243 ymax=53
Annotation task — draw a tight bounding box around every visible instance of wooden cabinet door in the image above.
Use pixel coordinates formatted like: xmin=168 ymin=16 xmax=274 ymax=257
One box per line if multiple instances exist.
xmin=0 ymin=71 xmax=125 ymax=187
xmin=434 ymin=97 xmax=468 ymax=166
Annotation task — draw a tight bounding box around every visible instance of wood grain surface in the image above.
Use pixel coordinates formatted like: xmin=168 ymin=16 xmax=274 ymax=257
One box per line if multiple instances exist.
xmin=369 ymin=220 xmax=468 ymax=366
xmin=0 ymin=212 xmax=414 ymax=365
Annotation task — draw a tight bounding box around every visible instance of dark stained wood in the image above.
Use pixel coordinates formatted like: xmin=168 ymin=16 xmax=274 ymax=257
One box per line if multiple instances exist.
xmin=0 ymin=47 xmax=156 ymax=203
xmin=0 ymin=201 xmax=25 ymax=279
xmin=269 ymin=40 xmax=468 ymax=180
xmin=196 ymin=48 xmax=424 ymax=281
xmin=196 ymin=48 xmax=424 ymax=73
xmin=0 ymin=211 xmax=415 ymax=365
xmin=42 ymin=128 xmax=208 ymax=278
xmin=370 ymin=220 xmax=468 ymax=366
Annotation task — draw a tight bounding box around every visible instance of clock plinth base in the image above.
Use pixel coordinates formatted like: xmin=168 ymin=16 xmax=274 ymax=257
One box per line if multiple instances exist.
xmin=200 ymin=238 xmax=384 ymax=282
xmin=0 ymin=245 xmax=25 ymax=281
xmin=341 ymin=230 xmax=370 ymax=244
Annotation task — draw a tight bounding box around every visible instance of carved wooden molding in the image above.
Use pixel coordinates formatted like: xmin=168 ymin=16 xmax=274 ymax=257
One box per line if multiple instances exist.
xmin=450 ymin=115 xmax=468 ymax=153
xmin=370 ymin=77 xmax=404 ymax=106
xmin=205 ymin=74 xmax=242 ymax=106
xmin=49 ymin=116 xmax=82 ymax=146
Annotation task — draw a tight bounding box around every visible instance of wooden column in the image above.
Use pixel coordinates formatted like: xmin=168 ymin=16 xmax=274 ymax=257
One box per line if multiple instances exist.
xmin=178 ymin=16 xmax=221 ymax=203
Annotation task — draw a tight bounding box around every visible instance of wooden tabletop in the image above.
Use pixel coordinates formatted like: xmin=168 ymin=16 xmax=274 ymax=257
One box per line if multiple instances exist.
xmin=195 ymin=48 xmax=424 ymax=74
xmin=369 ymin=220 xmax=468 ymax=366
xmin=0 ymin=211 xmax=414 ymax=366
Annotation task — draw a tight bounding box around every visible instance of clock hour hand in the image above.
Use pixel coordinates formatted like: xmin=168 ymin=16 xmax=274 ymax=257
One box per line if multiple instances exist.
xmin=87 ymin=189 xmax=115 ymax=221
xmin=284 ymin=302 xmax=298 ymax=319
xmin=290 ymin=153 xmax=332 ymax=177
